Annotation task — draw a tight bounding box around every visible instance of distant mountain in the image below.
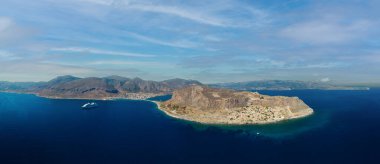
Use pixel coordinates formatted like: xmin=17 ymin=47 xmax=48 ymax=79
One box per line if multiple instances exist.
xmin=0 ymin=75 xmax=203 ymax=99
xmin=209 ymin=80 xmax=370 ymax=90
xmin=161 ymin=78 xmax=203 ymax=89
xmin=2 ymin=78 xmax=371 ymax=99
xmin=0 ymin=81 xmax=44 ymax=91
xmin=102 ymin=75 xmax=130 ymax=82
xmin=46 ymin=75 xmax=81 ymax=86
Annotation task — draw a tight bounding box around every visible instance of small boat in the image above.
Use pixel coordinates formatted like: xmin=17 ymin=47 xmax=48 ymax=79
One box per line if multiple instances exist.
xmin=81 ymin=102 xmax=98 ymax=109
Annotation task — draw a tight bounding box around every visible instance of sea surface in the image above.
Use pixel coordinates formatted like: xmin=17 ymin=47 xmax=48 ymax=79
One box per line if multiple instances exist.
xmin=1 ymin=89 xmax=380 ymax=164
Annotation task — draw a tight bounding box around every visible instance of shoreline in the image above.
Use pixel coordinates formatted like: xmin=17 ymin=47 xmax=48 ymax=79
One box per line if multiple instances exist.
xmin=0 ymin=91 xmax=165 ymax=101
xmin=152 ymin=101 xmax=314 ymax=125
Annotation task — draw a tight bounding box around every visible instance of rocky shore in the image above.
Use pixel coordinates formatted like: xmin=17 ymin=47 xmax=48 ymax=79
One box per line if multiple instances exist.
xmin=156 ymin=85 xmax=313 ymax=125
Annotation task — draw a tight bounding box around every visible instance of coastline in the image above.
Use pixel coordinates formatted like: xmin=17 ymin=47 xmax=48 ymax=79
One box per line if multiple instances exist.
xmin=0 ymin=90 xmax=166 ymax=101
xmin=152 ymin=101 xmax=190 ymax=120
xmin=152 ymin=101 xmax=314 ymax=125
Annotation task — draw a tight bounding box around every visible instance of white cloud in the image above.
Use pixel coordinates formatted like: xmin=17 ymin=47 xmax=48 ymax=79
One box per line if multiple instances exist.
xmin=305 ymin=62 xmax=346 ymax=69
xmin=0 ymin=60 xmax=145 ymax=82
xmin=0 ymin=50 xmax=22 ymax=61
xmin=85 ymin=60 xmax=165 ymax=66
xmin=0 ymin=50 xmax=13 ymax=58
xmin=126 ymin=32 xmax=198 ymax=48
xmin=51 ymin=47 xmax=155 ymax=57
xmin=124 ymin=3 xmax=228 ymax=27
xmin=0 ymin=61 xmax=93 ymax=81
xmin=320 ymin=77 xmax=330 ymax=82
xmin=87 ymin=60 xmax=151 ymax=65
xmin=0 ymin=17 xmax=13 ymax=31
xmin=77 ymin=0 xmax=269 ymax=28
xmin=79 ymin=0 xmax=113 ymax=5
xmin=203 ymin=35 xmax=223 ymax=42
xmin=79 ymin=0 xmax=230 ymax=27
xmin=280 ymin=20 xmax=372 ymax=44
xmin=83 ymin=60 xmax=176 ymax=69
xmin=0 ymin=17 xmax=31 ymax=45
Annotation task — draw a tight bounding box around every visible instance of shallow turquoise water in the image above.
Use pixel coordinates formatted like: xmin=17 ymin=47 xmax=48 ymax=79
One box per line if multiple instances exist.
xmin=1 ymin=90 xmax=380 ymax=163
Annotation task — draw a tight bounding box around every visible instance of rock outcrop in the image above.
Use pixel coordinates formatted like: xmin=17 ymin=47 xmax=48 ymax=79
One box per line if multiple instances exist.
xmin=158 ymin=85 xmax=313 ymax=124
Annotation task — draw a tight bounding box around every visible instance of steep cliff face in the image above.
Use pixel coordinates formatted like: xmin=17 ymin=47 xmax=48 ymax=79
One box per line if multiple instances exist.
xmin=38 ymin=77 xmax=122 ymax=98
xmin=122 ymin=78 xmax=170 ymax=93
xmin=167 ymin=85 xmax=251 ymax=110
xmin=159 ymin=85 xmax=313 ymax=124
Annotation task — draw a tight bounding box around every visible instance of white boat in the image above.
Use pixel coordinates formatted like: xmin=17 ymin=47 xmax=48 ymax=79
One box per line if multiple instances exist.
xmin=82 ymin=102 xmax=98 ymax=109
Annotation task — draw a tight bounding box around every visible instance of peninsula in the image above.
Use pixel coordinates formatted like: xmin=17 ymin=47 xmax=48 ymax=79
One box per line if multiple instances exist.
xmin=157 ymin=85 xmax=313 ymax=124
xmin=0 ymin=75 xmax=202 ymax=100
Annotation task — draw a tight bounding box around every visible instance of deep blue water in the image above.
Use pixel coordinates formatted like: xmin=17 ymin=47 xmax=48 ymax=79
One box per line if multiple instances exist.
xmin=1 ymin=89 xmax=380 ymax=164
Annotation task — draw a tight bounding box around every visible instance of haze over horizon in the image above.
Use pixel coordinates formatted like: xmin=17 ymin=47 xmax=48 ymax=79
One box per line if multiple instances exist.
xmin=1 ymin=0 xmax=380 ymax=83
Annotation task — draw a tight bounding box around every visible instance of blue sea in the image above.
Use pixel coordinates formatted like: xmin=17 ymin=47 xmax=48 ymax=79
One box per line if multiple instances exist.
xmin=1 ymin=89 xmax=380 ymax=164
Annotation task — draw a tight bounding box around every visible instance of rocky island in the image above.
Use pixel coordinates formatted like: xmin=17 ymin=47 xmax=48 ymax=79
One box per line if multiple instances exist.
xmin=157 ymin=85 xmax=313 ymax=125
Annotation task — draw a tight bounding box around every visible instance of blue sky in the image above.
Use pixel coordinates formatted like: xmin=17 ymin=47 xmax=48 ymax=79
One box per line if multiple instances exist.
xmin=0 ymin=0 xmax=379 ymax=83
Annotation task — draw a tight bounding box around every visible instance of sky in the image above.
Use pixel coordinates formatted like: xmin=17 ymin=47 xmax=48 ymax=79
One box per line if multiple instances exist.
xmin=0 ymin=0 xmax=379 ymax=83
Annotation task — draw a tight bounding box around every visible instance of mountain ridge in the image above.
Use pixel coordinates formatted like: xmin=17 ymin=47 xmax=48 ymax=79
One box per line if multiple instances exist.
xmin=0 ymin=75 xmax=203 ymax=100
xmin=209 ymin=80 xmax=370 ymax=90
xmin=0 ymin=77 xmax=372 ymax=100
